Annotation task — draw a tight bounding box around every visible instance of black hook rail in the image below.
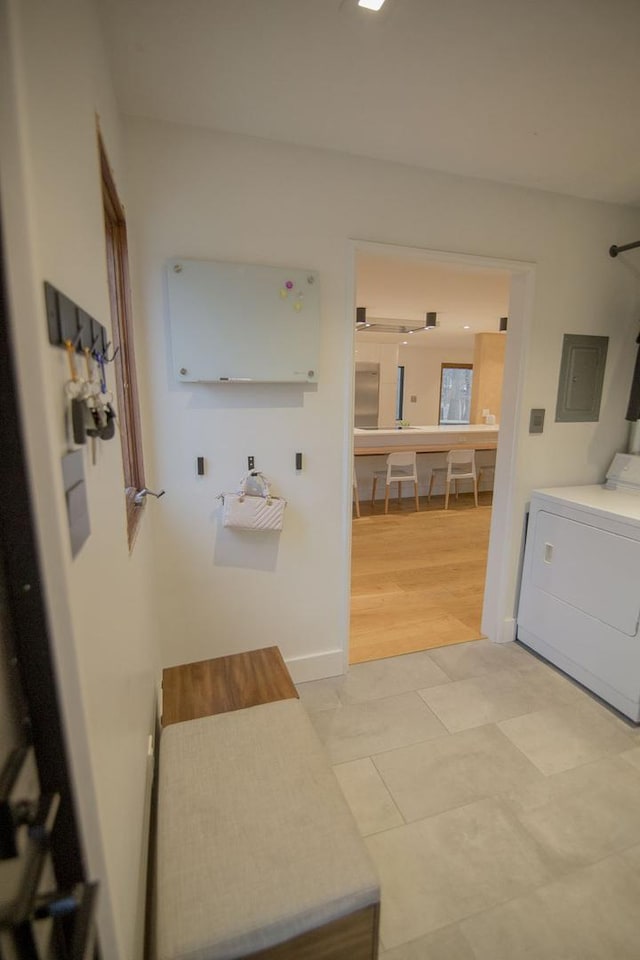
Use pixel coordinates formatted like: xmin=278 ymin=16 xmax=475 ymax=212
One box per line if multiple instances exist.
xmin=609 ymin=240 xmax=640 ymax=258
xmin=44 ymin=281 xmax=109 ymax=356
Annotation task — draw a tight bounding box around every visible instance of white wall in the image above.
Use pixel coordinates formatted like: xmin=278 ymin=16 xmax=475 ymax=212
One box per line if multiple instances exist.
xmin=125 ymin=117 xmax=640 ymax=677
xmin=0 ymin=2 xmax=159 ymax=957
xmin=398 ymin=345 xmax=474 ymax=424
xmin=354 ymin=341 xmax=475 ymax=426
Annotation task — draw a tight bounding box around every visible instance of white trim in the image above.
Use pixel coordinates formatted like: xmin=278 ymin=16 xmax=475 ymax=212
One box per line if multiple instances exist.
xmin=286 ymin=649 xmax=346 ymax=684
xmin=336 ymin=241 xmax=359 ymax=679
xmin=349 ymin=239 xmax=535 ymax=276
xmin=481 ymin=268 xmax=536 ymax=642
xmin=497 ymin=617 xmax=517 ymax=644
xmin=345 ymin=238 xmax=537 ymax=661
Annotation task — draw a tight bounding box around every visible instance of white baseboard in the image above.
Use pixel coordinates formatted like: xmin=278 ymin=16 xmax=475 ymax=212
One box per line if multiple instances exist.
xmin=495 ymin=617 xmax=517 ymax=644
xmin=285 ymin=648 xmax=345 ymax=683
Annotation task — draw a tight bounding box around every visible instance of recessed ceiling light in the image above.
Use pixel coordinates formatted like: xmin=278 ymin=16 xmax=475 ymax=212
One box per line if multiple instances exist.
xmin=402 ymin=341 xmax=408 ymax=345
xmin=358 ymin=0 xmax=386 ymax=10
xmin=463 ymin=325 xmax=470 ymax=330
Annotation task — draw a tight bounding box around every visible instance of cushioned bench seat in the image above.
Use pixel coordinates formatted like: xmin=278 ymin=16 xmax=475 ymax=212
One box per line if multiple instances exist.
xmin=156 ymin=698 xmax=380 ymax=960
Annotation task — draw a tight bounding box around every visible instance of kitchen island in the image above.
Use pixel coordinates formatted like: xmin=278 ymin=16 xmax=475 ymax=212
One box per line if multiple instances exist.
xmin=354 ymin=423 xmax=498 ymax=455
xmin=353 ymin=424 xmax=499 ymax=502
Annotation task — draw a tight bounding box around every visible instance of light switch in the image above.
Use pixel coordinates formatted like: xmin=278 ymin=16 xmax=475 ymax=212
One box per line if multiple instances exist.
xmin=529 ymin=408 xmax=545 ymax=434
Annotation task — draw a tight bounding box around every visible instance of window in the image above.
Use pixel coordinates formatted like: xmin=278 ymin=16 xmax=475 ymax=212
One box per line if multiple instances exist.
xmin=396 ymin=365 xmax=405 ymax=421
xmin=100 ymin=134 xmax=146 ymax=547
xmin=439 ymin=363 xmax=473 ymax=424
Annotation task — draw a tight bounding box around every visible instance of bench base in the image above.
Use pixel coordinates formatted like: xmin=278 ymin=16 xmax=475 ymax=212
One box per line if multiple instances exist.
xmin=161 ymin=646 xmax=299 ymax=725
xmin=244 ymin=905 xmax=379 ymax=960
xmin=156 ymin=700 xmax=380 ymax=960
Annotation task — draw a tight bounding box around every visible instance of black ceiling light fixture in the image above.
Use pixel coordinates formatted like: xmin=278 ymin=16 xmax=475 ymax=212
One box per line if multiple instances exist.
xmin=425 ymin=312 xmax=437 ymax=329
xmin=499 ymin=316 xmax=508 ymax=332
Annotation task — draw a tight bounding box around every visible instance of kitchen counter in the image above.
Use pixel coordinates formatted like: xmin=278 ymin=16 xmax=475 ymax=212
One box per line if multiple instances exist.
xmin=354 ymin=423 xmax=499 ymax=455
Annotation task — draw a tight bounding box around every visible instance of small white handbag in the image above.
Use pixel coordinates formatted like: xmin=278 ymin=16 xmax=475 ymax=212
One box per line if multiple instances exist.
xmin=218 ymin=471 xmax=287 ymax=532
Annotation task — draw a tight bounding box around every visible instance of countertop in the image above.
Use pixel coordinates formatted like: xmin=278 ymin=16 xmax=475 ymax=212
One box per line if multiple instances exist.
xmin=354 ymin=424 xmax=499 ymax=437
xmin=354 ymin=423 xmax=499 ymax=454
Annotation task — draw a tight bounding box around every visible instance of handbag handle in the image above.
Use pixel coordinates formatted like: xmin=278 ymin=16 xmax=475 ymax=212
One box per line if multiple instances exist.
xmin=239 ymin=470 xmax=271 ymax=498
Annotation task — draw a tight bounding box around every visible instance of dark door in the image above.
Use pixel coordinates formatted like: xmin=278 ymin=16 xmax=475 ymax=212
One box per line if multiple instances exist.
xmin=0 ymin=208 xmax=98 ymax=958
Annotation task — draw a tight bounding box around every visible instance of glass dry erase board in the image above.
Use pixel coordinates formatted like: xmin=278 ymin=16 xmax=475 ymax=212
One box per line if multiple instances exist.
xmin=166 ymin=258 xmax=320 ymax=383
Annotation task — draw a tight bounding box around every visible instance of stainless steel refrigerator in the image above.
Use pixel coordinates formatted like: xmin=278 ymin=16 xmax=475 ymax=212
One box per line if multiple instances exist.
xmin=354 ymin=362 xmax=380 ymax=428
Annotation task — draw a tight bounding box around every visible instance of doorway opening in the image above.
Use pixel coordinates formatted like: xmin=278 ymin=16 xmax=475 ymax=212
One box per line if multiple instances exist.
xmin=347 ymin=242 xmax=534 ymax=665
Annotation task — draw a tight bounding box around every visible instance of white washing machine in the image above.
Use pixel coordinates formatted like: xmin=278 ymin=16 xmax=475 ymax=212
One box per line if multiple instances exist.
xmin=517 ymin=455 xmax=640 ymax=721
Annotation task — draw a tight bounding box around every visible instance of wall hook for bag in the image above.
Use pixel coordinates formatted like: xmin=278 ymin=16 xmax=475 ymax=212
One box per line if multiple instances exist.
xmin=103 ymin=341 xmax=120 ymax=363
xmin=71 ymin=326 xmax=84 ymax=350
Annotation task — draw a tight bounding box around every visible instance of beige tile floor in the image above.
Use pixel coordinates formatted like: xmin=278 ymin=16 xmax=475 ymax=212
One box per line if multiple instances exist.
xmin=297 ymin=639 xmax=640 ymax=959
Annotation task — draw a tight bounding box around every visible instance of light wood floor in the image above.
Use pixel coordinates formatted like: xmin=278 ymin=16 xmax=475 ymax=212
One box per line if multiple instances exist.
xmin=350 ymin=491 xmax=492 ymax=664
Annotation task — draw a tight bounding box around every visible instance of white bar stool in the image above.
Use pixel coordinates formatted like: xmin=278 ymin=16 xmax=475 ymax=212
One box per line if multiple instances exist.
xmin=428 ymin=449 xmax=478 ymax=509
xmin=371 ymin=452 xmax=419 ymax=514
xmin=477 ymin=463 xmax=495 ymax=500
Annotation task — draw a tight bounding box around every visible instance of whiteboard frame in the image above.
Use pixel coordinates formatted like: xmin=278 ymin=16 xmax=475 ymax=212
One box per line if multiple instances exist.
xmin=166 ymin=258 xmax=321 ymax=383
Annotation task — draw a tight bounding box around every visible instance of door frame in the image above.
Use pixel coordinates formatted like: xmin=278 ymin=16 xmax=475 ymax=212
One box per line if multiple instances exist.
xmin=343 ymin=239 xmax=536 ymax=662
xmin=0 ymin=208 xmax=90 ymax=938
xmin=0 ymin=3 xmax=119 ymax=949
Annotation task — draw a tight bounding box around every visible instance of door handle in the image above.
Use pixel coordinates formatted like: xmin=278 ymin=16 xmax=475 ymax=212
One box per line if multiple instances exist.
xmin=133 ymin=487 xmax=165 ymax=506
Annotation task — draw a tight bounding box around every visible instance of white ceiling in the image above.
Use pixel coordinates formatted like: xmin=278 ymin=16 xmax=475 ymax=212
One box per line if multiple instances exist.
xmin=356 ymin=250 xmax=511 ymax=349
xmin=99 ymin=0 xmax=640 ymax=205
